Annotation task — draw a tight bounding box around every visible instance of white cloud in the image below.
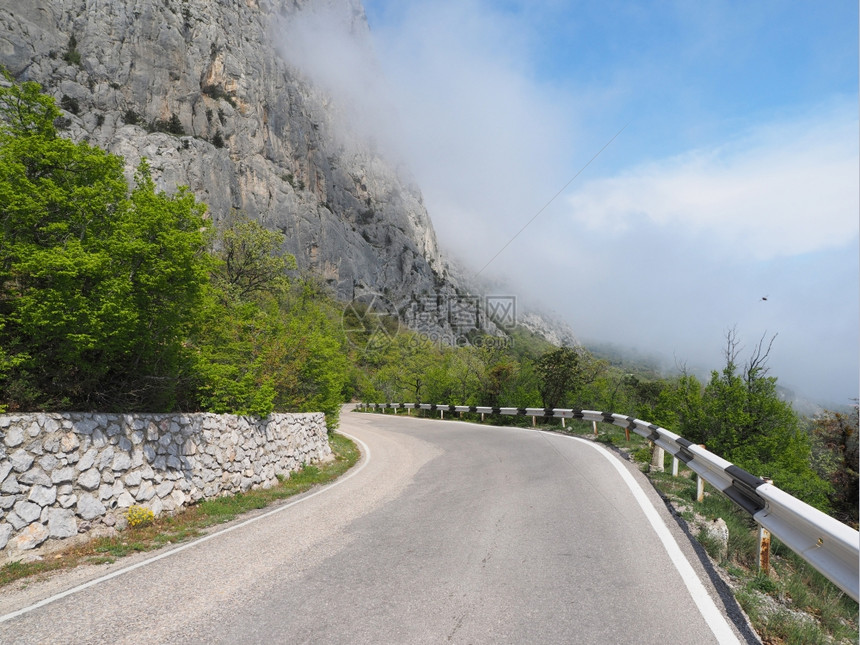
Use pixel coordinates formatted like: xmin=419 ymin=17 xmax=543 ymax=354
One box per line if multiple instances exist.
xmin=566 ymin=107 xmax=859 ymax=260
xmin=279 ymin=0 xmax=859 ymax=403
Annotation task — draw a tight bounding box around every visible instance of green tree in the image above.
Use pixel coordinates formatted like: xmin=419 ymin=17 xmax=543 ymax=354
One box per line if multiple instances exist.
xmin=482 ymin=361 xmax=515 ymax=407
xmin=211 ymin=210 xmax=295 ymax=300
xmin=811 ymin=406 xmax=859 ymax=525
xmin=0 ymin=78 xmax=210 ymax=410
xmin=535 ymin=346 xmax=582 ymax=409
xmin=685 ymin=330 xmax=830 ymax=508
xmin=192 ymin=216 xmax=346 ymax=422
xmin=447 ymin=347 xmax=485 ymax=405
xmin=653 ymin=371 xmax=705 ymax=435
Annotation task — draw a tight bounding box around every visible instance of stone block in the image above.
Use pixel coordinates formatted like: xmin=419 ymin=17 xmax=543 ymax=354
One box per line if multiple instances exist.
xmin=26 ymin=421 xmax=40 ymax=437
xmin=47 ymin=508 xmax=77 ymax=539
xmin=0 ymin=461 xmax=12 ymax=484
xmin=28 ymin=485 xmax=57 ymax=507
xmin=20 ymin=467 xmax=52 ymax=487
xmin=14 ymin=500 xmax=41 ymax=523
xmin=146 ymin=423 xmax=159 ymax=441
xmin=7 ymin=510 xmax=29 ymax=531
xmin=58 ymin=494 xmax=77 ymax=509
xmin=155 ymin=481 xmax=174 ymax=498
xmin=9 ymin=449 xmax=34 ymax=473
xmin=38 ymin=453 xmax=59 ymax=472
xmin=9 ymin=522 xmax=49 ymax=550
xmin=77 ymin=468 xmax=100 ymax=491
xmin=76 ymin=447 xmax=98 ymax=471
xmin=0 ymin=523 xmax=12 ymax=549
xmin=124 ymin=470 xmax=142 ymax=487
xmin=96 ymin=445 xmax=115 ymax=469
xmin=131 ymin=448 xmax=144 ymax=468
xmin=25 ymin=438 xmax=44 ymax=456
xmin=170 ymin=489 xmax=187 ymax=508
xmin=41 ymin=434 xmax=61 ymax=453
xmin=59 ymin=432 xmax=80 ymax=452
xmin=76 ymin=493 xmax=106 ymax=520
xmin=3 ymin=426 xmax=24 ymax=448
xmin=112 ymin=452 xmax=132 ymax=472
xmin=136 ymin=481 xmax=156 ymax=502
xmin=74 ymin=417 xmax=98 ymax=435
xmin=98 ymin=483 xmax=115 ymax=501
xmin=1 ymin=475 xmax=21 ymax=494
xmin=51 ymin=466 xmax=75 ymax=485
xmin=91 ymin=428 xmax=107 ymax=448
xmin=146 ymin=496 xmax=163 ymax=516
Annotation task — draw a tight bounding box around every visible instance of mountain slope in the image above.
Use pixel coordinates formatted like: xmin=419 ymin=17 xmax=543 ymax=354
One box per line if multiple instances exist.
xmin=0 ymin=0 xmax=456 ymax=308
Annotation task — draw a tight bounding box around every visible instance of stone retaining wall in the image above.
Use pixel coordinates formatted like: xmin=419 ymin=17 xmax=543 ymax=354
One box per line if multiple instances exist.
xmin=0 ymin=412 xmax=331 ymax=557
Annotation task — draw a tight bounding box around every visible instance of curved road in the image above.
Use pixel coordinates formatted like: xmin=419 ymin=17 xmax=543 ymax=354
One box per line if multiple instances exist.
xmin=0 ymin=410 xmax=757 ymax=644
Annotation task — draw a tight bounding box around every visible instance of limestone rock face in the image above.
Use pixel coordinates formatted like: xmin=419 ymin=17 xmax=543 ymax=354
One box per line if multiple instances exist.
xmin=0 ymin=0 xmax=458 ymax=306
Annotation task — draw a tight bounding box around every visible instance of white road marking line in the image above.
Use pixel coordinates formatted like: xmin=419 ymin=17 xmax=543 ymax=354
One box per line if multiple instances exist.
xmin=554 ymin=433 xmax=741 ymax=644
xmin=0 ymin=431 xmax=370 ymax=625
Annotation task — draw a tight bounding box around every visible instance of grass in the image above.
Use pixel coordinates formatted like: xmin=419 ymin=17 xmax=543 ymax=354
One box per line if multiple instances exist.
xmin=0 ymin=433 xmax=360 ymax=587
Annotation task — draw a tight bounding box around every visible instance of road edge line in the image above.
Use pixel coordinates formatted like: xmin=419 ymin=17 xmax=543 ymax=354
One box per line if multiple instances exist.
xmin=556 ymin=433 xmax=741 ymax=645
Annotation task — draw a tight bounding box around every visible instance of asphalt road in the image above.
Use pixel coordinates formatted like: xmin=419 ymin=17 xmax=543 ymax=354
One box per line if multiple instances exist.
xmin=0 ymin=410 xmax=758 ymax=644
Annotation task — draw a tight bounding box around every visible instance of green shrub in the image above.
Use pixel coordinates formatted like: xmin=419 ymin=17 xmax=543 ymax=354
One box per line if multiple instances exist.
xmin=60 ymin=95 xmax=79 ymax=115
xmin=62 ymin=35 xmax=81 ymax=66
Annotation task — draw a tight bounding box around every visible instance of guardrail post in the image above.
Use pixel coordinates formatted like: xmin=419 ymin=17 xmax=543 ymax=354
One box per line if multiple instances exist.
xmin=532 ymin=415 xmax=536 ymax=427
xmin=592 ymin=420 xmax=598 ymax=436
xmin=440 ymin=409 xmax=444 ymax=419
xmin=561 ymin=417 xmax=566 ymax=428
xmin=757 ymin=478 xmax=773 ymax=575
xmin=672 ymin=456 xmax=679 ymax=477
xmin=758 ymin=525 xmax=772 ymax=575
xmin=481 ymin=412 xmax=485 ymax=422
xmin=696 ymin=445 xmax=706 ymax=501
xmin=650 ymin=443 xmax=664 ymax=473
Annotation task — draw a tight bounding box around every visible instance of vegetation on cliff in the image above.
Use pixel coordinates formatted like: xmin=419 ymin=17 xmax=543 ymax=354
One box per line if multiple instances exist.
xmin=0 ymin=77 xmax=346 ymax=421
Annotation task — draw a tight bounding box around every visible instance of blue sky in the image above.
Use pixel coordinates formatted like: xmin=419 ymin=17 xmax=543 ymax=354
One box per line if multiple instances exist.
xmin=283 ymin=1 xmax=859 ymax=405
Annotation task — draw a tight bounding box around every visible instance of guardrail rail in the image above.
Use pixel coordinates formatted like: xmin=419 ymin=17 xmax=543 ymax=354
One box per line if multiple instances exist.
xmin=357 ymin=402 xmax=860 ymax=602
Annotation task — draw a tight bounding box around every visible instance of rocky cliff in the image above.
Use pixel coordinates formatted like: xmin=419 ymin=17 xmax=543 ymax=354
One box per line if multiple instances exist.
xmin=0 ymin=0 xmax=457 ymax=308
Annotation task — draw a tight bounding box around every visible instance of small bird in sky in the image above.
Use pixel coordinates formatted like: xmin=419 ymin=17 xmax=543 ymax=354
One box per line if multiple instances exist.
xmin=761 ymin=295 xmax=769 ymax=301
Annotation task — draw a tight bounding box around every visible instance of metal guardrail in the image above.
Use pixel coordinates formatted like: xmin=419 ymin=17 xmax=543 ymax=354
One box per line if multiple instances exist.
xmin=357 ymin=402 xmax=860 ymax=601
